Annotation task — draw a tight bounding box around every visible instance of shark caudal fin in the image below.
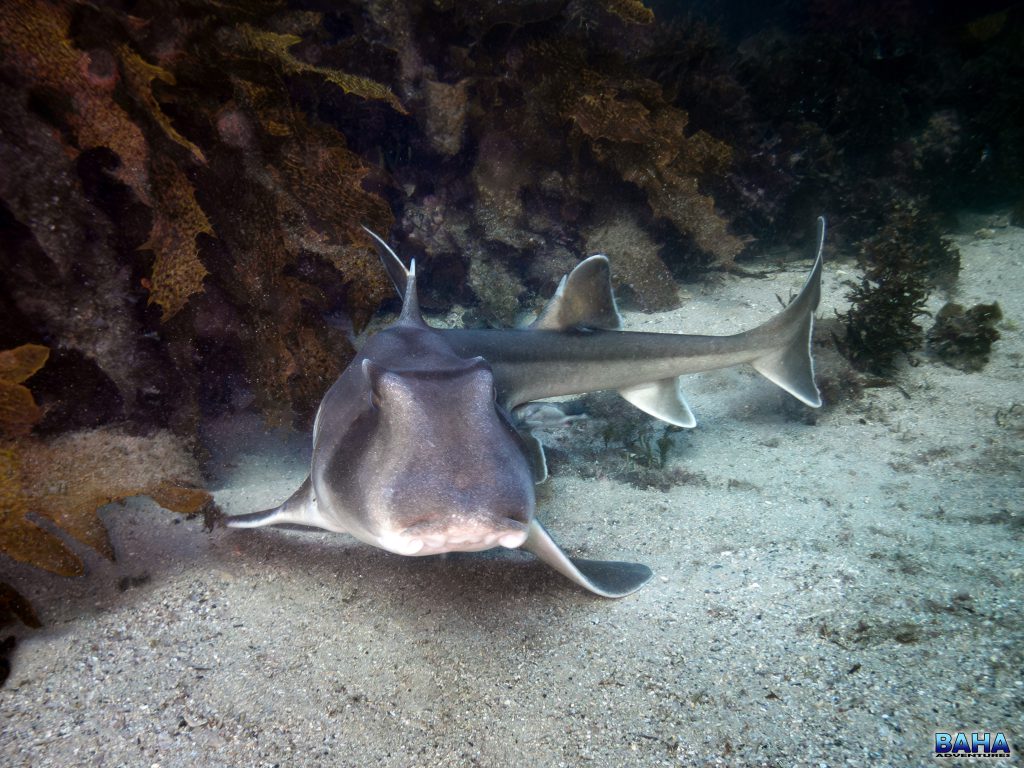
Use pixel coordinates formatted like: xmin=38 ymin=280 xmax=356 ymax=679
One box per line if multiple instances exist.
xmin=749 ymin=216 xmax=825 ymax=408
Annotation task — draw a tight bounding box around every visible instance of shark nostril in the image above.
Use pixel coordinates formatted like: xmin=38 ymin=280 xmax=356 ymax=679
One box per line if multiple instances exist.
xmin=377 ymin=531 xmax=426 ymax=555
xmin=498 ymin=530 xmax=527 ymax=549
xmin=400 ymin=538 xmax=424 ymax=555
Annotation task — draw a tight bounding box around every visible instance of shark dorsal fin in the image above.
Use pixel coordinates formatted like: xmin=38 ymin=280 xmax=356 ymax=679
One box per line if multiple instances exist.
xmin=361 ymin=226 xmax=423 ymax=325
xmin=398 ymin=258 xmax=421 ymax=324
xmin=362 ymin=226 xmax=408 ymax=299
xmin=531 ymin=255 xmax=622 ymax=331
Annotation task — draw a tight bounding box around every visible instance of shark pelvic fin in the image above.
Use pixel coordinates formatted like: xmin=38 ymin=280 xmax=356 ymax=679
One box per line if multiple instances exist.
xmin=618 ymin=377 xmax=697 ymax=428
xmin=750 ymin=216 xmax=825 ymax=408
xmin=225 ymin=476 xmax=335 ymax=531
xmin=519 ymin=431 xmax=549 ymax=483
xmin=532 ymin=255 xmax=622 ymax=331
xmin=521 ymin=519 xmax=653 ymax=598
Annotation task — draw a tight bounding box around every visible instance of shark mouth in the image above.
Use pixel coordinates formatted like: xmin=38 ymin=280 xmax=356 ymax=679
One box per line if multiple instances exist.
xmin=377 ymin=519 xmax=529 ymax=556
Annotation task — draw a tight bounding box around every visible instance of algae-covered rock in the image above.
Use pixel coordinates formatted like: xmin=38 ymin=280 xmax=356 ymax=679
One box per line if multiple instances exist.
xmin=472 ymin=130 xmax=537 ymax=250
xmin=468 ymin=251 xmax=526 ymax=326
xmin=583 ymin=214 xmax=679 ymax=311
xmin=926 ymin=302 xmax=1002 ymax=372
xmin=565 ymin=70 xmax=744 ymax=268
xmin=423 ymin=79 xmax=470 ymax=157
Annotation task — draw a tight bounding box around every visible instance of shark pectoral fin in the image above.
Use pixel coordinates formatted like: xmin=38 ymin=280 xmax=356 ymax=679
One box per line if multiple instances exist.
xmin=618 ymin=378 xmax=697 ymax=428
xmin=521 ymin=520 xmax=653 ymax=598
xmin=531 ymin=255 xmax=622 ymax=331
xmin=226 ymin=475 xmax=331 ymax=530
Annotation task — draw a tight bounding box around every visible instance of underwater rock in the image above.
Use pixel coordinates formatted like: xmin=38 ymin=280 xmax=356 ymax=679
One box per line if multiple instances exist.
xmin=0 ymin=0 xmax=152 ymax=203
xmin=29 ymin=349 xmax=125 ymax=433
xmin=910 ymin=110 xmax=963 ymax=176
xmin=565 ymin=71 xmax=744 ymax=268
xmin=526 ymin=243 xmax=580 ymax=296
xmin=189 ymin=80 xmax=395 ymax=424
xmin=472 ymin=130 xmax=537 ymax=250
xmin=215 ymin=106 xmax=258 ymax=150
xmin=0 ymin=85 xmax=170 ymax=421
xmin=468 ymin=251 xmax=526 ymax=327
xmin=926 ymin=302 xmax=1002 ymax=372
xmin=583 ymin=213 xmax=679 ymax=311
xmin=423 ymin=79 xmax=470 ymax=157
xmin=401 ymin=192 xmax=473 ymax=263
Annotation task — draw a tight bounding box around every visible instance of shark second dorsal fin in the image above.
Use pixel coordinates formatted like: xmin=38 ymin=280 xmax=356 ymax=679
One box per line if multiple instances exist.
xmin=531 ymin=255 xmax=622 ymax=331
xmin=361 ymin=226 xmax=423 ymax=326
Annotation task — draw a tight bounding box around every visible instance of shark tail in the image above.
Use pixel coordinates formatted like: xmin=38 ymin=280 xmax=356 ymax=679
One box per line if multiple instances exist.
xmin=749 ymin=217 xmax=825 ymax=408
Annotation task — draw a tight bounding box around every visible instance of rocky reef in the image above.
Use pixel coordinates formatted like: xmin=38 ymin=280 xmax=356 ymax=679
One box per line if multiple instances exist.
xmin=0 ymin=0 xmax=1022 ymax=601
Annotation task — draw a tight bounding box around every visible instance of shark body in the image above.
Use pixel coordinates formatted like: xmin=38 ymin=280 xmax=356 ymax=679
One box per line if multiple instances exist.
xmin=227 ymin=219 xmax=826 ymax=597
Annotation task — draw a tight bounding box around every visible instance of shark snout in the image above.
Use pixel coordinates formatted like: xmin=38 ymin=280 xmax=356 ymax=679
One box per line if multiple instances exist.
xmin=378 ymin=517 xmax=529 ymax=556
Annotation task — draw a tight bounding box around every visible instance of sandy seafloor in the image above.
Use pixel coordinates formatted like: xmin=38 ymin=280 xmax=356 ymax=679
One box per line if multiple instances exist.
xmin=2 ymin=217 xmax=1022 ymax=767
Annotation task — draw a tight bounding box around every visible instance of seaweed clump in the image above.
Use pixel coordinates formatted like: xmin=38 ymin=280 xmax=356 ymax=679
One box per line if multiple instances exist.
xmin=926 ymin=302 xmax=1002 ymax=372
xmin=840 ymin=202 xmax=960 ymax=374
xmin=1 ymin=344 xmax=212 ymax=577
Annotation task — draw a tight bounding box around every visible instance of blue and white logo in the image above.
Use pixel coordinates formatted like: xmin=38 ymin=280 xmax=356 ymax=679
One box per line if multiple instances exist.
xmin=934 ymin=731 xmax=1011 ymax=758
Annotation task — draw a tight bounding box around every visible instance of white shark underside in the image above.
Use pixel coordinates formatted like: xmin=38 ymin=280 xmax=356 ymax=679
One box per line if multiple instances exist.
xmin=227 ymin=219 xmax=826 ymax=598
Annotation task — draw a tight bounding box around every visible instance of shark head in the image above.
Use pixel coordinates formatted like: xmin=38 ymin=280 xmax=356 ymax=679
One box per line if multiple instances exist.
xmin=353 ymin=353 xmax=535 ymax=556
